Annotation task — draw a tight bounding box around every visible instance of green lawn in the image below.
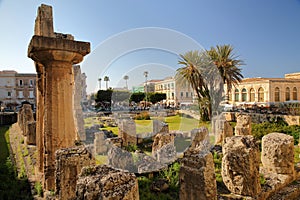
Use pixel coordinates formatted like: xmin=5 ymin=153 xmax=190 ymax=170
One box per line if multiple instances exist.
xmin=0 ymin=126 xmax=33 ymax=199
xmin=87 ymin=114 xmax=209 ymax=135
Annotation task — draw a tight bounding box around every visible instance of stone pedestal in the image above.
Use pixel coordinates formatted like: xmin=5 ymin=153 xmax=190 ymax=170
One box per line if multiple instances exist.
xmin=94 ymin=131 xmax=107 ymax=155
xmin=119 ymin=119 xmax=137 ymax=146
xmin=28 ymin=4 xmax=90 ymax=190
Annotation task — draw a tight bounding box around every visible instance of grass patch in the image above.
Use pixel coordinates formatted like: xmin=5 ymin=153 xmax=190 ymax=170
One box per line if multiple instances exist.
xmin=295 ymin=146 xmax=300 ymax=164
xmin=95 ymin=155 xmax=108 ymax=165
xmin=0 ymin=126 xmax=33 ymax=199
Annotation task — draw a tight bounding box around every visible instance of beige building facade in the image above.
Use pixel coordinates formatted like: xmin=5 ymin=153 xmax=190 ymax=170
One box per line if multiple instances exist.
xmin=227 ymin=72 xmax=300 ymax=105
xmin=154 ymin=76 xmax=195 ymax=107
xmin=0 ymin=70 xmax=36 ymax=109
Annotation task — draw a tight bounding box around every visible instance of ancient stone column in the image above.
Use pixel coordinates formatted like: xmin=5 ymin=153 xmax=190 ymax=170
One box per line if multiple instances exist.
xmin=222 ymin=135 xmax=261 ymax=196
xmin=73 ymin=65 xmax=86 ymax=141
xmin=235 ymin=114 xmax=252 ymax=135
xmin=55 ymin=146 xmax=94 ymax=200
xmin=261 ymin=132 xmax=294 ymax=175
xmin=75 ymin=165 xmax=139 ymax=200
xmin=28 ymin=4 xmax=90 ymax=190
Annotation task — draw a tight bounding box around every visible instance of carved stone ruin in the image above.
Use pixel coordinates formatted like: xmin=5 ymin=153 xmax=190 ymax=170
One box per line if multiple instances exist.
xmin=119 ymin=119 xmax=137 ymax=146
xmin=222 ymin=135 xmax=261 ymax=196
xmin=55 ymin=146 xmax=94 ymax=200
xmin=73 ymin=65 xmax=86 ymax=141
xmin=75 ymin=165 xmax=139 ymax=200
xmin=94 ymin=131 xmax=107 ymax=155
xmin=261 ymin=132 xmax=295 ymax=176
xmin=28 ymin=4 xmax=90 ymax=190
xmin=235 ymin=113 xmax=252 ymax=135
xmin=107 ymin=145 xmax=135 ymax=172
xmin=180 ymin=127 xmax=217 ymax=200
xmin=153 ymin=120 xmax=169 ymax=135
xmin=17 ymin=104 xmax=36 ymax=145
xmin=212 ymin=115 xmax=233 ymax=145
xmin=152 ymin=133 xmax=176 ymax=163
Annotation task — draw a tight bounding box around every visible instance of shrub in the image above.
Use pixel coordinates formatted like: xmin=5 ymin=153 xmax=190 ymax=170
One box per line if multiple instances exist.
xmin=34 ymin=181 xmax=43 ymax=197
xmin=134 ymin=112 xmax=151 ymax=120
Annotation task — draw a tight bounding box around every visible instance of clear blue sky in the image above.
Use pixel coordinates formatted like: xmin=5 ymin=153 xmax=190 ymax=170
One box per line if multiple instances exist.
xmin=0 ymin=0 xmax=300 ymax=93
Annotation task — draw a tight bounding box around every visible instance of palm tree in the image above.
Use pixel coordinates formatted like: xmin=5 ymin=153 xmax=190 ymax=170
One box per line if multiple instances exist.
xmin=103 ymin=76 xmax=110 ymax=90
xmin=176 ymin=50 xmax=211 ymax=121
xmin=143 ymin=71 xmax=148 ymax=108
xmin=123 ymin=75 xmax=129 ymax=89
xmin=207 ymin=45 xmax=245 ymax=98
xmin=98 ymin=78 xmax=102 ymax=90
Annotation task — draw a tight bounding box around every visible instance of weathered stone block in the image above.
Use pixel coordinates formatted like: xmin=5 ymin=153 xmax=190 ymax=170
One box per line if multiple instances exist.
xmin=94 ymin=131 xmax=107 ymax=155
xmin=75 ymin=165 xmax=139 ymax=200
xmin=152 ymin=133 xmax=176 ymax=163
xmin=119 ymin=119 xmax=137 ymax=146
xmin=261 ymin=132 xmax=295 ymax=175
xmin=185 ymin=127 xmax=210 ymax=156
xmin=180 ymin=151 xmax=217 ymax=200
xmin=107 ymin=146 xmax=135 ymax=172
xmin=222 ymin=136 xmax=261 ymax=196
xmin=55 ymin=146 xmax=94 ymax=200
xmin=26 ymin=121 xmax=36 ymax=145
xmin=235 ymin=114 xmax=252 ymax=135
xmin=212 ymin=118 xmax=233 ymax=145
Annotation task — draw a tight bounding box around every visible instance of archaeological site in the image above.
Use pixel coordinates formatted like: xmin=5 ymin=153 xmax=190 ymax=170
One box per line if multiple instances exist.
xmin=1 ymin=3 xmax=300 ymax=200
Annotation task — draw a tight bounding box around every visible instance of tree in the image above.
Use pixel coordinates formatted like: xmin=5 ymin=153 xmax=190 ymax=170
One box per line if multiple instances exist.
xmin=129 ymin=92 xmax=145 ymax=104
xmin=176 ymin=50 xmax=211 ymax=121
xmin=148 ymin=92 xmax=166 ymax=104
xmin=98 ymin=78 xmax=102 ymax=90
xmin=207 ymin=45 xmax=244 ymax=96
xmin=123 ymin=75 xmax=129 ymax=89
xmin=104 ymin=76 xmax=110 ymax=90
xmin=95 ymin=89 xmax=113 ymax=109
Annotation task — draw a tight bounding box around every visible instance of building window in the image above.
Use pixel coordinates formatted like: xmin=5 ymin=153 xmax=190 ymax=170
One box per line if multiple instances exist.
xmin=7 ymin=91 xmax=11 ymax=97
xmin=29 ymin=91 xmax=34 ymax=98
xmin=171 ymin=83 xmax=174 ymax=89
xmin=258 ymin=87 xmax=264 ymax=102
xmin=29 ymin=79 xmax=34 ymax=86
xmin=250 ymin=88 xmax=255 ymax=102
xmin=191 ymin=92 xmax=193 ymax=97
xmin=171 ymin=92 xmax=174 ymax=99
xmin=234 ymin=89 xmax=239 ymax=102
xmin=275 ymin=87 xmax=280 ymax=102
xmin=293 ymin=87 xmax=297 ymax=100
xmin=286 ymin=87 xmax=290 ymax=101
xmin=19 ymin=80 xmax=23 ymax=86
xmin=186 ymin=92 xmax=188 ymax=97
xmin=181 ymin=92 xmax=183 ymax=97
xmin=242 ymin=88 xmax=247 ymax=102
xmin=18 ymin=91 xmax=23 ymax=98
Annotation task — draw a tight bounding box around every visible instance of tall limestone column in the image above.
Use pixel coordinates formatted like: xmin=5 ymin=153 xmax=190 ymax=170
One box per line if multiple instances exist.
xmin=28 ymin=4 xmax=90 ymax=190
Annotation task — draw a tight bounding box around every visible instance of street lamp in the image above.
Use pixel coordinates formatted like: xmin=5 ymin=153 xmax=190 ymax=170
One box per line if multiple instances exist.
xmin=144 ymin=71 xmax=148 ymax=109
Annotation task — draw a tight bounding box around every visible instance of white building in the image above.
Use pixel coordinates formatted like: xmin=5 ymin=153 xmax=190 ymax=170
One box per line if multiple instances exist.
xmin=0 ymin=70 xmax=36 ymax=109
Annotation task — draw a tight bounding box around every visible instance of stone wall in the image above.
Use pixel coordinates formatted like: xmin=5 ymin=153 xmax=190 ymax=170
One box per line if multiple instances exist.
xmin=75 ymin=165 xmax=139 ymax=200
xmin=55 ymin=146 xmax=94 ymax=200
